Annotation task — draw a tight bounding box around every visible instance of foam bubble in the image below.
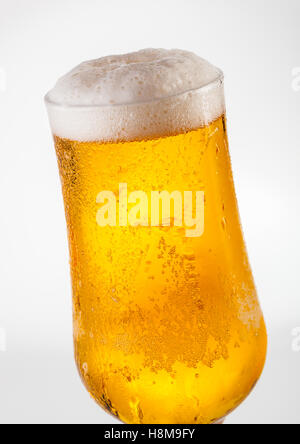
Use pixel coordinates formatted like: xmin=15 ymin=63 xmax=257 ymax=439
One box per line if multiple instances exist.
xmin=46 ymin=49 xmax=225 ymax=142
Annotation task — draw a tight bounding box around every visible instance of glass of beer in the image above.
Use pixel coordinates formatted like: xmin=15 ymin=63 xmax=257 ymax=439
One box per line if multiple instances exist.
xmin=45 ymin=49 xmax=267 ymax=424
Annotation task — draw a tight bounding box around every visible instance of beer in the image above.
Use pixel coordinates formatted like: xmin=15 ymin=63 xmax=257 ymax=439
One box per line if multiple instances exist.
xmin=46 ymin=49 xmax=267 ymax=424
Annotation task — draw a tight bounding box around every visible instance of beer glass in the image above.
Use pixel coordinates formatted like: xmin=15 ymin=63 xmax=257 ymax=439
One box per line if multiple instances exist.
xmin=45 ymin=50 xmax=267 ymax=424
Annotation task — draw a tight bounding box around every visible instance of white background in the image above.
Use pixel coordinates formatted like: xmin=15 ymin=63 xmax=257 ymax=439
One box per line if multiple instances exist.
xmin=0 ymin=0 xmax=299 ymax=424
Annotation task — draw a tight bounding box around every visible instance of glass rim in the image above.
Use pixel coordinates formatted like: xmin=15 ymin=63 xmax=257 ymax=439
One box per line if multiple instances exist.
xmin=44 ymin=70 xmax=224 ymax=110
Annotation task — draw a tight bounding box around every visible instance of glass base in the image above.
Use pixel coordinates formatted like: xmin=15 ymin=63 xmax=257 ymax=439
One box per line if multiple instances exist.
xmin=213 ymin=418 xmax=225 ymax=424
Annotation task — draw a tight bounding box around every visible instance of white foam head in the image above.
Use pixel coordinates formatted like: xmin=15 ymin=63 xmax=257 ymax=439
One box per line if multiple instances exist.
xmin=45 ymin=49 xmax=225 ymax=142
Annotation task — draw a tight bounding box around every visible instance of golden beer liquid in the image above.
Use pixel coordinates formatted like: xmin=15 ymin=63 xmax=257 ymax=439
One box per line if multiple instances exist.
xmin=54 ymin=115 xmax=267 ymax=424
